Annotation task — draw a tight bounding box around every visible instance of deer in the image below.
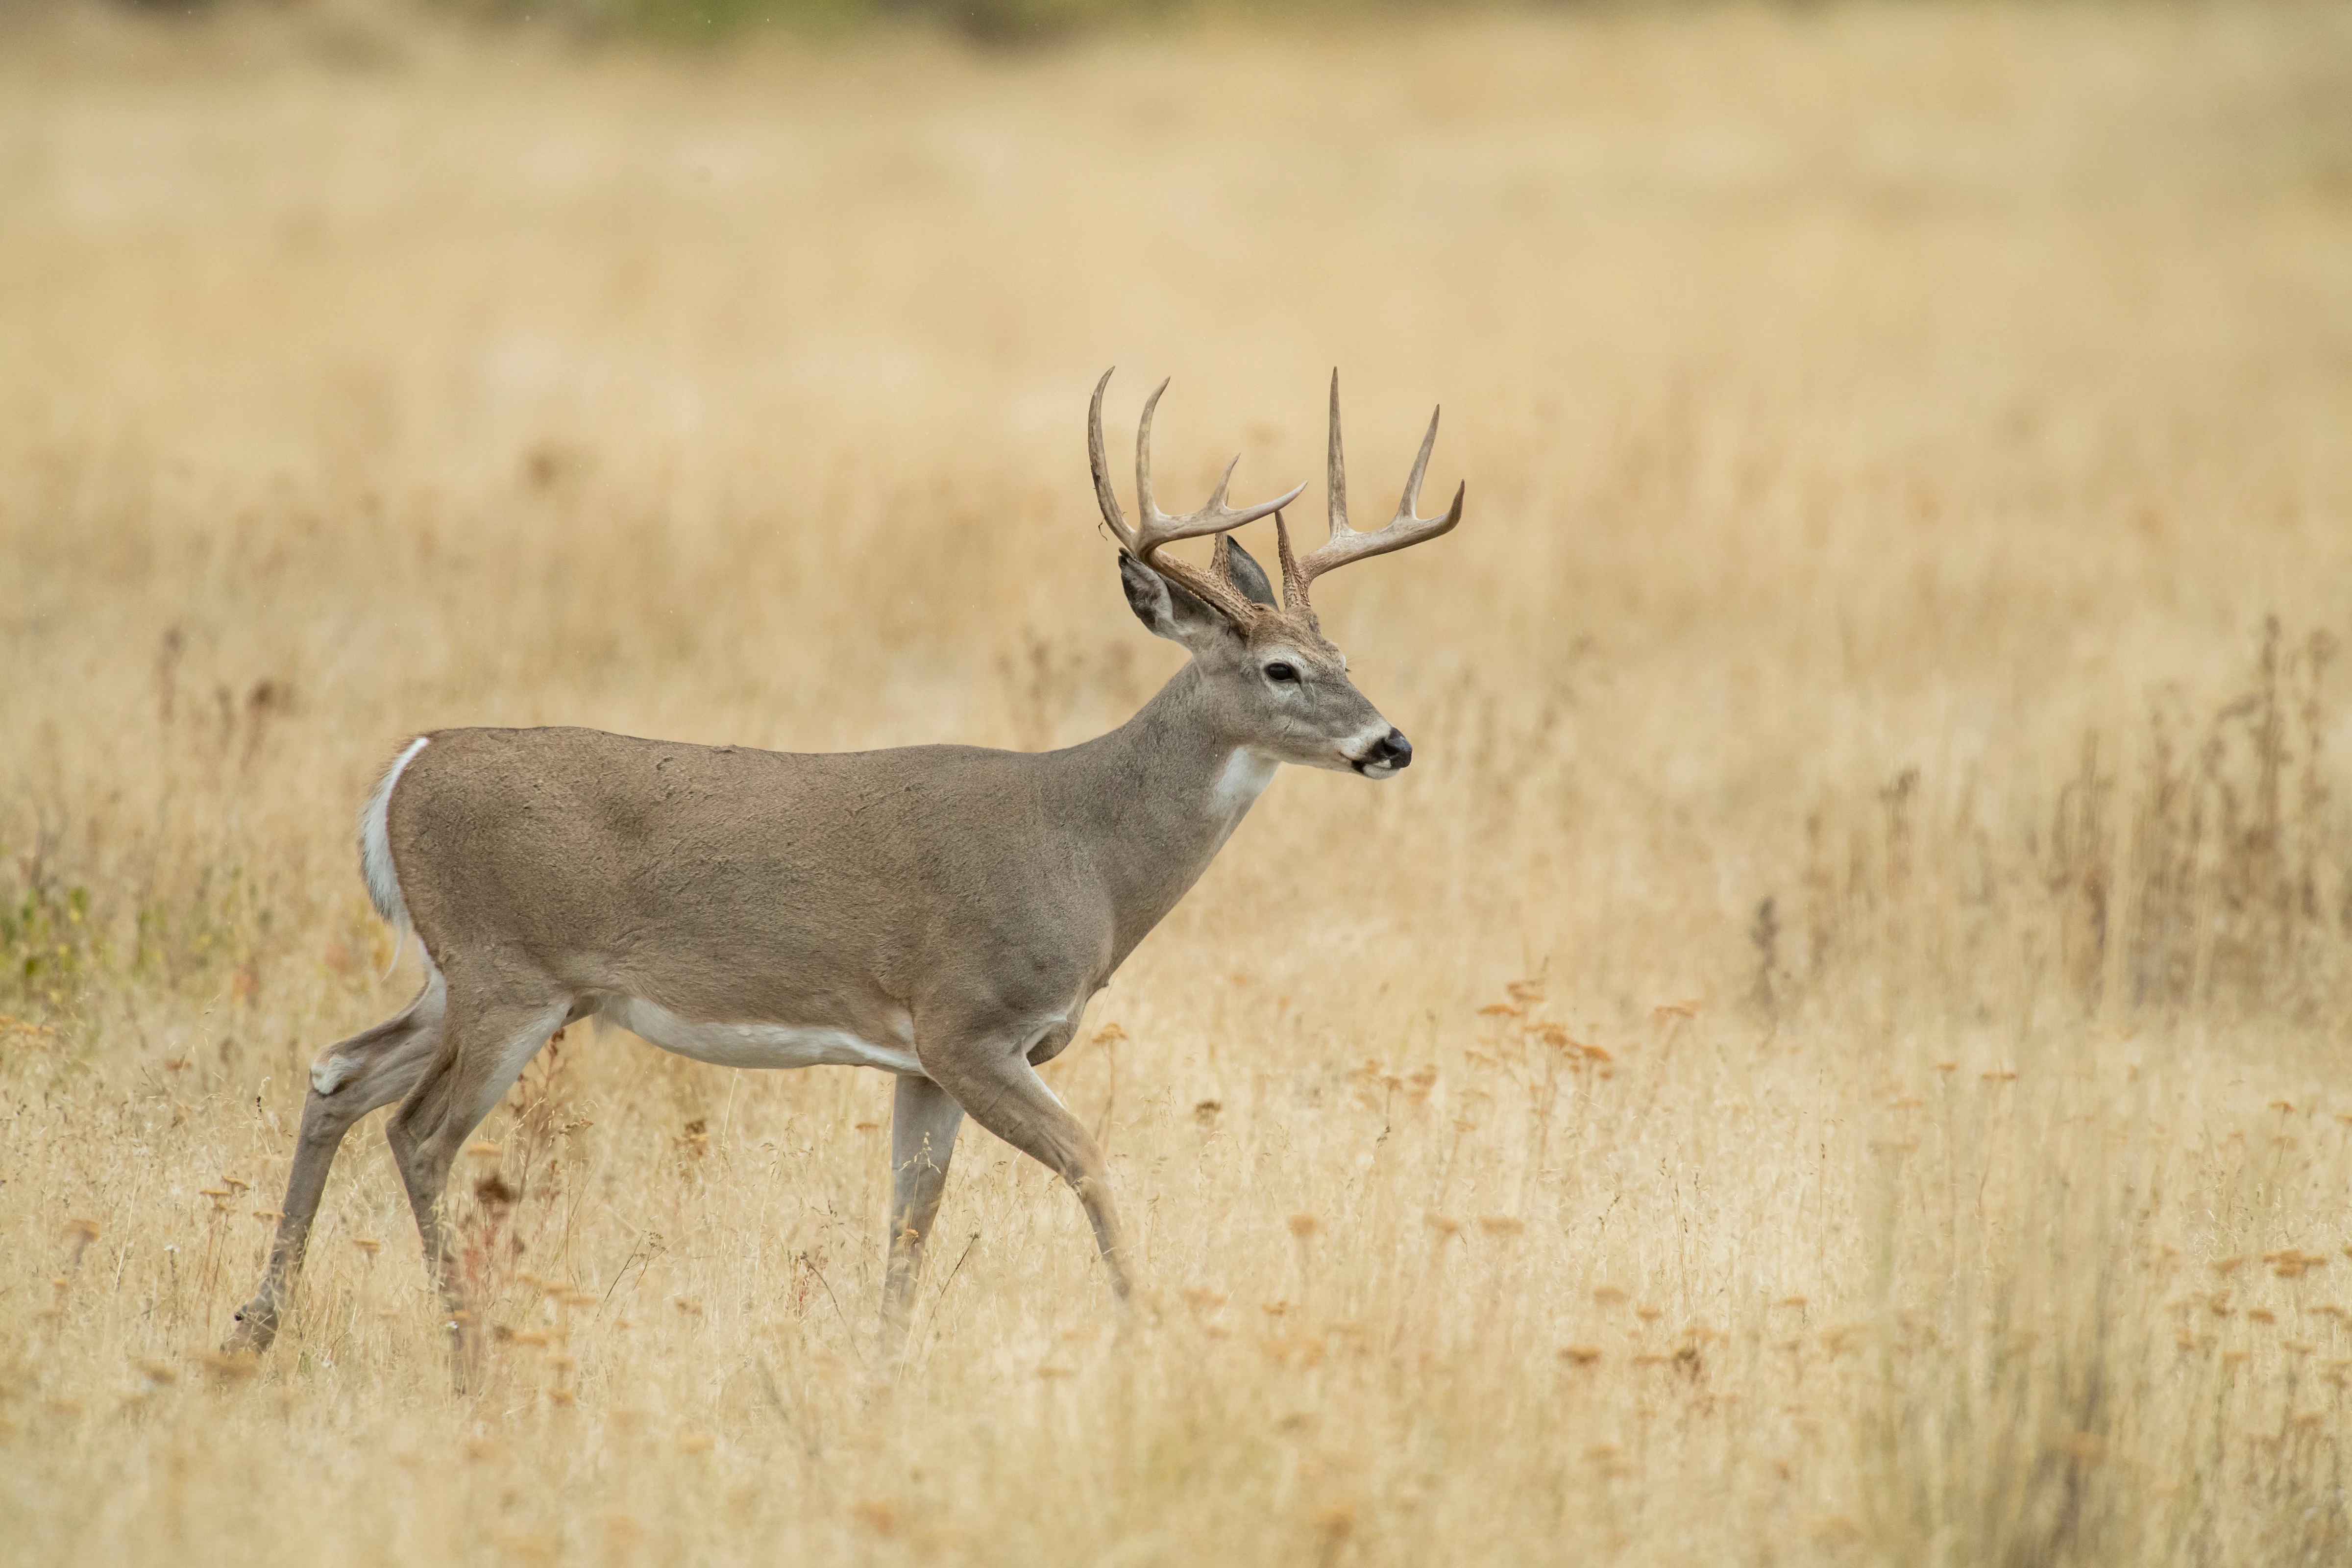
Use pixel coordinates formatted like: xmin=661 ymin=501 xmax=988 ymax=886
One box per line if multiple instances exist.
xmin=228 ymin=369 xmax=1463 ymax=1366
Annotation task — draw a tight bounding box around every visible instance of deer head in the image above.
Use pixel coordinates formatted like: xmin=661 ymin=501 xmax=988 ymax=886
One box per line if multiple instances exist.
xmin=1090 ymin=369 xmax=1464 ymax=779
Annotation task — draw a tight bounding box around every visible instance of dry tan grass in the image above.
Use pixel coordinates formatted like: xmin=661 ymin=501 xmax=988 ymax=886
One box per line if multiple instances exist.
xmin=4 ymin=1 xmax=2352 ymax=1562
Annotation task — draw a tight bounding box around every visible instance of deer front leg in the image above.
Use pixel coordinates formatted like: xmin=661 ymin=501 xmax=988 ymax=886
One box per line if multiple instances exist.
xmin=880 ymin=1073 xmax=966 ymax=1363
xmin=921 ymin=1040 xmax=1131 ymax=1305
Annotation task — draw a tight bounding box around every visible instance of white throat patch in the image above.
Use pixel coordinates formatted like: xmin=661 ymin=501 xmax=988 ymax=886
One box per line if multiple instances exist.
xmin=1212 ymin=749 xmax=1280 ymax=818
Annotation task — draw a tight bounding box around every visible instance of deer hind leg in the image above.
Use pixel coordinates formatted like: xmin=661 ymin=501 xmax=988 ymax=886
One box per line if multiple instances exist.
xmin=228 ymin=970 xmax=450 ymax=1353
xmin=920 ymin=1044 xmax=1131 ymax=1306
xmin=382 ymin=985 xmax=569 ymax=1364
xmin=880 ymin=1073 xmax=966 ymax=1364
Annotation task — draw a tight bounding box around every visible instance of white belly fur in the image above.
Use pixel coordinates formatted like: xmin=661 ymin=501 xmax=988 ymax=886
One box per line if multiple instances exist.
xmin=603 ymin=995 xmax=922 ymax=1075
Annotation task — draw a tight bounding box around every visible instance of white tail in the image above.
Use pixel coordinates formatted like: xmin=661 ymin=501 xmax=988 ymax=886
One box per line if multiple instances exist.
xmin=359 ymin=735 xmax=427 ymax=979
xmin=232 ymin=373 xmax=1464 ymax=1371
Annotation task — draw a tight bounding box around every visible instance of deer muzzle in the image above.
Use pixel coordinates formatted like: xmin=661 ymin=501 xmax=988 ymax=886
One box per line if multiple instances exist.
xmin=1351 ymin=729 xmax=1413 ymax=779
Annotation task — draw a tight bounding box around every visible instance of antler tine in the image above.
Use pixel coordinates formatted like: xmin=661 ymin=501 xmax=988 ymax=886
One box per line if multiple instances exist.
xmin=1398 ymin=404 xmax=1446 ymax=524
xmin=1326 ymin=368 xmax=1349 ymax=541
xmin=1131 ymin=377 xmax=1169 ymax=536
xmin=1088 ymin=367 xmax=1138 ymax=553
xmin=1285 ymin=370 xmax=1466 ymax=615
xmin=1090 ymin=369 xmax=1304 ymax=626
xmin=1134 ymin=378 xmax=1305 ymax=553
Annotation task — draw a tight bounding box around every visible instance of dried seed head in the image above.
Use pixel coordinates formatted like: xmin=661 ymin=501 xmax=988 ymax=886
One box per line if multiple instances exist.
xmin=473 ymin=1174 xmax=518 ymax=1208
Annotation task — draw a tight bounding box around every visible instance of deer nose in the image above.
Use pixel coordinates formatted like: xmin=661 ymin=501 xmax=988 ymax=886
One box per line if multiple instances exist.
xmin=1370 ymin=729 xmax=1412 ymax=769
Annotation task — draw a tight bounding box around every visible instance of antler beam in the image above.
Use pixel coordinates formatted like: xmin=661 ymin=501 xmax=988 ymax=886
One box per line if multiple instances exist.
xmin=1278 ymin=370 xmax=1466 ymax=619
xmin=1089 ymin=369 xmax=1304 ymax=625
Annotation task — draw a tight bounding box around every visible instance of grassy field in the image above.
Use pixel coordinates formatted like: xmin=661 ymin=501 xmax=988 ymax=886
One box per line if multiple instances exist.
xmin=4 ymin=1 xmax=2352 ymax=1562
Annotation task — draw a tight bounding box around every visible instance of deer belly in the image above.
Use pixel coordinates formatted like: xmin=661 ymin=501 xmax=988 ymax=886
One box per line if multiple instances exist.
xmin=602 ymin=995 xmax=922 ymax=1075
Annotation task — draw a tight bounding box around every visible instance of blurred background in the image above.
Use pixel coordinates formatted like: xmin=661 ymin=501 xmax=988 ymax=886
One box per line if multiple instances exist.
xmin=7 ymin=0 xmax=2349 ymax=1029
xmin=4 ymin=1 xmax=2352 ymax=1563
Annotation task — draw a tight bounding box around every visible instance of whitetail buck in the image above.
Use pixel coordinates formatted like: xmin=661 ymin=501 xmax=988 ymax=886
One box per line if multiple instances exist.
xmin=231 ymin=370 xmax=1462 ymax=1363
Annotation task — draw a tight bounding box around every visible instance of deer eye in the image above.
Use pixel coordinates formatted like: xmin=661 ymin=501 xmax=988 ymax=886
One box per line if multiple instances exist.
xmin=1264 ymin=662 xmax=1299 ymax=684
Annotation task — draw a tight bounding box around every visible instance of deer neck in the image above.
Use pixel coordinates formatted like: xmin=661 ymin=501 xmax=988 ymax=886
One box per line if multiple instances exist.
xmin=1052 ymin=661 xmax=1277 ymax=958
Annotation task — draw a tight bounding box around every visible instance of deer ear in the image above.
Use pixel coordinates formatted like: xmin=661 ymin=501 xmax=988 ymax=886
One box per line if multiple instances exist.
xmin=1220 ymin=538 xmax=1279 ymax=608
xmin=1121 ymin=553 xmax=1232 ymax=648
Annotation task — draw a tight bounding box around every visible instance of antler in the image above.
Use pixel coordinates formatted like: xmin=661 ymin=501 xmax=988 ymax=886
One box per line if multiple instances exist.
xmin=1089 ymin=368 xmax=1304 ymax=626
xmin=1277 ymin=370 xmax=1466 ymax=619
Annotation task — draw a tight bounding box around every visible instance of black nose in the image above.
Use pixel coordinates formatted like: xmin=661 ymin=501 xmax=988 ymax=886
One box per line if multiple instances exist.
xmin=1371 ymin=729 xmax=1412 ymax=769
